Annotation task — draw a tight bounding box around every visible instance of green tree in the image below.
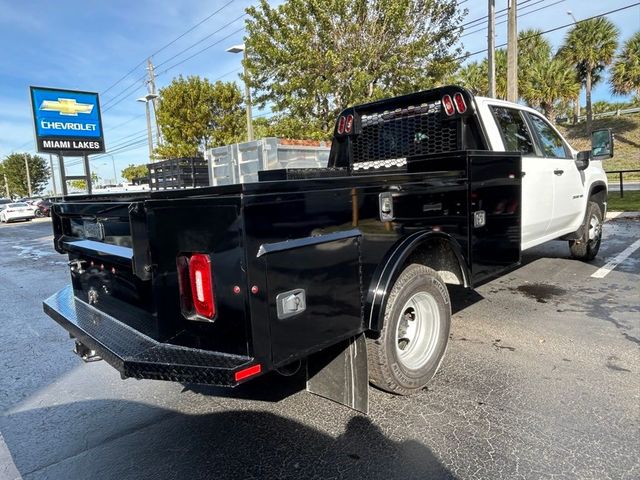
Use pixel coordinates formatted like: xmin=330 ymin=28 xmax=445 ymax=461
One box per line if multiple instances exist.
xmin=560 ymin=18 xmax=620 ymax=132
xmin=517 ymin=30 xmax=580 ymax=122
xmin=610 ymin=31 xmax=640 ymax=98
xmin=245 ymin=0 xmax=464 ymax=138
xmin=69 ymin=172 xmax=100 ymax=191
xmin=521 ymin=56 xmax=580 ymax=122
xmin=455 ymin=50 xmax=506 ymax=98
xmin=121 ymin=164 xmax=149 ymax=183
xmin=155 ymin=76 xmax=246 ymax=158
xmin=0 ymin=153 xmax=49 ymax=197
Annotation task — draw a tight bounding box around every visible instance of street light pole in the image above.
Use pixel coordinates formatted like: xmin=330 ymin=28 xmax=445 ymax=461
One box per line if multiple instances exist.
xmin=137 ymin=93 xmax=159 ymax=162
xmin=227 ymin=44 xmax=254 ymax=142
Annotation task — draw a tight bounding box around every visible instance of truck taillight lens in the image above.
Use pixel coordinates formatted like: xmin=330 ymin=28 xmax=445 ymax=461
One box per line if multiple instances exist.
xmin=177 ymin=253 xmax=216 ymax=320
xmin=189 ymin=254 xmax=215 ymax=319
xmin=453 ymin=93 xmax=467 ymax=114
xmin=344 ymin=114 xmax=354 ymax=134
xmin=337 ymin=115 xmax=346 ymax=134
xmin=441 ymin=95 xmax=455 ymax=116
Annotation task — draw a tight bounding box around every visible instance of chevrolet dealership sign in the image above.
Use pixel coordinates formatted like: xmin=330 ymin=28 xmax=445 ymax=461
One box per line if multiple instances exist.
xmin=30 ymin=86 xmax=105 ymax=154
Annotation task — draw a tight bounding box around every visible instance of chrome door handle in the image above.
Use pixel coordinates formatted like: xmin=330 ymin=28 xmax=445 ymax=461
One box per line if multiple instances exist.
xmin=554 ymin=169 xmax=564 ymax=176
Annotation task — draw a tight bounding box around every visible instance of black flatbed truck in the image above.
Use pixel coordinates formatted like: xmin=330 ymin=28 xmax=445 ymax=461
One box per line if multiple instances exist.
xmin=44 ymin=86 xmax=522 ymax=412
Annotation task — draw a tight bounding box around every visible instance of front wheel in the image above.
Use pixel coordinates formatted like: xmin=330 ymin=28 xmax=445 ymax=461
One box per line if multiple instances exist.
xmin=367 ymin=264 xmax=451 ymax=395
xmin=569 ymin=201 xmax=603 ymax=261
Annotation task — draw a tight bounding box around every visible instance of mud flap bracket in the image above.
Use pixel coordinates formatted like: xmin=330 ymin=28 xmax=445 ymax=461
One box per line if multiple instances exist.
xmin=306 ymin=333 xmax=369 ymax=414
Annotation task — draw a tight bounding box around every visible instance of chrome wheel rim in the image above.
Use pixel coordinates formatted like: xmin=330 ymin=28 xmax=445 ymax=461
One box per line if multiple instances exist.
xmin=588 ymin=214 xmax=601 ymax=242
xmin=395 ymin=292 xmax=440 ymax=370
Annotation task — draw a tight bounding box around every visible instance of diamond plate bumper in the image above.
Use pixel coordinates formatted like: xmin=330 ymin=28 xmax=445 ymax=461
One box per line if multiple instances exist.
xmin=43 ymin=285 xmax=254 ymax=386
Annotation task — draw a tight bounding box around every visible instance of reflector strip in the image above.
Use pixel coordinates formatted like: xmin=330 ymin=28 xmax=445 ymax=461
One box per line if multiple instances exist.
xmin=235 ymin=364 xmax=262 ymax=381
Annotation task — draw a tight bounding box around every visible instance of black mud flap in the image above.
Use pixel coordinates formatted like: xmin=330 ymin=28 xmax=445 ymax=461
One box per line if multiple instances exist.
xmin=306 ymin=333 xmax=369 ymax=414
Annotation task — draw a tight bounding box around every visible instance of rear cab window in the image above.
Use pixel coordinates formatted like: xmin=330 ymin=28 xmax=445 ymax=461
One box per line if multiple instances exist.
xmin=489 ymin=106 xmax=536 ymax=155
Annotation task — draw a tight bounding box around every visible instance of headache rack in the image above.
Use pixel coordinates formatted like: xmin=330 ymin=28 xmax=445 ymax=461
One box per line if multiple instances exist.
xmin=328 ymin=86 xmax=487 ymax=173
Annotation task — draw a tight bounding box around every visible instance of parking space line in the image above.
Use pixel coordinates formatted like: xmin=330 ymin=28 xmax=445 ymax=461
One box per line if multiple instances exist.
xmin=591 ymin=239 xmax=640 ymax=278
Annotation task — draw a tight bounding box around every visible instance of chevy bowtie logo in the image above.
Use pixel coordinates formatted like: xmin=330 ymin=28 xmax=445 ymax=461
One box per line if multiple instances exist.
xmin=39 ymin=98 xmax=94 ymax=116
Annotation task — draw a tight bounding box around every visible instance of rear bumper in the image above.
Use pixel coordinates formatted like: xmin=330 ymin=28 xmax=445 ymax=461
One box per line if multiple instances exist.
xmin=43 ymin=285 xmax=255 ymax=386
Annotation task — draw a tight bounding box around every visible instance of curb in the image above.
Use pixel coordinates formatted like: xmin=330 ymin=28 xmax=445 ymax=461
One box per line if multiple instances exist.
xmin=606 ymin=211 xmax=640 ymax=221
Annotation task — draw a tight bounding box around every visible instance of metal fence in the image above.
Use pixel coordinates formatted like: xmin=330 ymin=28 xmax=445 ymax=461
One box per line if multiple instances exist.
xmin=557 ymin=107 xmax=640 ymax=124
xmin=607 ymin=169 xmax=640 ymax=198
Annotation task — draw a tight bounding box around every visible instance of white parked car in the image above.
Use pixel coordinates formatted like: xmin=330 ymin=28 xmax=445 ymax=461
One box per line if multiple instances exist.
xmin=0 ymin=202 xmax=35 ymax=223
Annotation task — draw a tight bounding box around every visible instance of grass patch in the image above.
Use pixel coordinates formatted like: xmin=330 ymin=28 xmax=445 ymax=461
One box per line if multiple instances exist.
xmin=608 ymin=191 xmax=640 ymax=212
xmin=557 ymin=114 xmax=640 ymax=182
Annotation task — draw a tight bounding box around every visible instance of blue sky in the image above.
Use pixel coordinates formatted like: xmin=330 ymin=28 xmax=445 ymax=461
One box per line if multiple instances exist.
xmin=0 ymin=0 xmax=638 ymax=191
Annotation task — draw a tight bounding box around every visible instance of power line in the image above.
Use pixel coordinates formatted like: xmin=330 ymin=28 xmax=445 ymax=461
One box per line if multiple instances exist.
xmin=104 ymin=113 xmax=146 ymax=133
xmin=157 ymin=26 xmax=246 ymax=77
xmin=457 ymin=2 xmax=640 ymax=62
xmin=100 ymin=0 xmax=236 ymax=96
xmin=461 ymin=0 xmax=561 ymax=38
xmin=154 ymin=12 xmax=247 ymax=70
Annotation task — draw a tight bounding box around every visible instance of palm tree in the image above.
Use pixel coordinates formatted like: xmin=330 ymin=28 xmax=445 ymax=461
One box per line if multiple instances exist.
xmin=455 ymin=49 xmax=507 ymax=99
xmin=457 ymin=61 xmax=488 ymax=96
xmin=560 ymin=17 xmax=619 ymax=133
xmin=522 ymin=56 xmax=581 ymax=122
xmin=610 ymin=31 xmax=640 ymax=98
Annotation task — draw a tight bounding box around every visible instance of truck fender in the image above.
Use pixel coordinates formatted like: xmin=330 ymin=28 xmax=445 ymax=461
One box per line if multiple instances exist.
xmin=588 ymin=181 xmax=608 ymax=216
xmin=365 ymin=231 xmax=470 ymax=332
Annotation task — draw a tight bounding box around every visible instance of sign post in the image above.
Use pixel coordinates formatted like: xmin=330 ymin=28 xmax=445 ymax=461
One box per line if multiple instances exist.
xmin=30 ymin=86 xmax=105 ymax=195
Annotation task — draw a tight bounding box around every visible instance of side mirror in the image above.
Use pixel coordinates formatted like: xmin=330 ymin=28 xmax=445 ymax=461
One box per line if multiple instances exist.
xmin=591 ymin=128 xmax=614 ymax=159
xmin=575 ymin=150 xmax=590 ymax=171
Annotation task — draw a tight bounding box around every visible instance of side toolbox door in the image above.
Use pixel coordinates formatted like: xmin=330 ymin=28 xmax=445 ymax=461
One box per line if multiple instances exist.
xmin=525 ymin=113 xmax=585 ymax=234
xmin=260 ymin=230 xmax=363 ymax=366
xmin=489 ymin=105 xmax=553 ymax=248
xmin=469 ymin=152 xmax=522 ymax=284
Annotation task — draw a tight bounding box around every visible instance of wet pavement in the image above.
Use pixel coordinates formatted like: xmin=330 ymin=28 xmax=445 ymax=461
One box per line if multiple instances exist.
xmin=0 ymin=217 xmax=638 ymax=480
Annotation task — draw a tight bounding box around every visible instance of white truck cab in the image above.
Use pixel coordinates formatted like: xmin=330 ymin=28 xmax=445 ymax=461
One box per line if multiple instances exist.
xmin=474 ymin=96 xmax=610 ymax=259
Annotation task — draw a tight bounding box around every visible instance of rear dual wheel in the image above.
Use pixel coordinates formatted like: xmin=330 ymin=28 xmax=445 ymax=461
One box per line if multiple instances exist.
xmin=367 ymin=264 xmax=451 ymax=395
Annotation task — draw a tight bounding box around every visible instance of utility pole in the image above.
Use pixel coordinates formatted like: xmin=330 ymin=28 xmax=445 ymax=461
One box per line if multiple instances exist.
xmin=147 ymin=58 xmax=163 ymax=145
xmin=49 ymin=154 xmax=57 ymax=197
xmin=506 ymin=0 xmax=518 ymax=102
xmin=487 ymin=0 xmax=496 ymax=98
xmin=24 ymin=154 xmax=32 ymax=197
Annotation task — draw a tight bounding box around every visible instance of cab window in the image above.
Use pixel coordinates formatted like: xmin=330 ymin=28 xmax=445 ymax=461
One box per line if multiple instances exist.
xmin=490 ymin=106 xmax=535 ymax=155
xmin=527 ymin=114 xmax=571 ymax=159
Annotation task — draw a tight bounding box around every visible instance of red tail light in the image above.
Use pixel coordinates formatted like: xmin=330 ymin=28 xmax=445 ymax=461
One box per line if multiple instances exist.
xmin=189 ymin=254 xmax=215 ymax=319
xmin=453 ymin=93 xmax=467 ymax=113
xmin=344 ymin=114 xmax=354 ymax=134
xmin=441 ymin=95 xmax=455 ymax=116
xmin=177 ymin=253 xmax=216 ymax=320
xmin=337 ymin=116 xmax=346 ymax=134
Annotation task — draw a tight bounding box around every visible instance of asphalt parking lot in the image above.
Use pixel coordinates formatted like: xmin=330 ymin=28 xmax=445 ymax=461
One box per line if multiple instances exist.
xmin=0 ymin=216 xmax=638 ymax=480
